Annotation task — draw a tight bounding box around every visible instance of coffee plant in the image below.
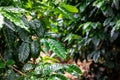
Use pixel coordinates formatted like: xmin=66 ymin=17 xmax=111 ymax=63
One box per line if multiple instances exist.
xmin=1 ymin=0 xmax=120 ymax=80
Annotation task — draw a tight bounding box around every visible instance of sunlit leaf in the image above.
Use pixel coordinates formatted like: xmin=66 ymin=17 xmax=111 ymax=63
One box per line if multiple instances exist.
xmin=47 ymin=39 xmax=67 ymax=60
xmin=62 ymin=4 xmax=78 ymax=13
xmin=2 ymin=7 xmax=27 ymax=13
xmin=58 ymin=7 xmax=74 ymax=20
xmin=2 ymin=11 xmax=29 ymax=31
xmin=0 ymin=13 xmax=4 ymax=29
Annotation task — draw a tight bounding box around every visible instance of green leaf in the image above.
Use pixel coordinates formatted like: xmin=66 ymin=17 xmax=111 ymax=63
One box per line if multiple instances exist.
xmin=44 ymin=40 xmax=50 ymax=53
xmin=34 ymin=64 xmax=44 ymax=75
xmin=113 ymin=0 xmax=119 ymax=10
xmin=17 ymin=27 xmax=29 ymax=41
xmin=82 ymin=22 xmax=92 ymax=34
xmin=6 ymin=59 xmax=15 ymax=65
xmin=4 ymin=19 xmax=16 ymax=31
xmin=0 ymin=13 xmax=4 ymax=29
xmin=48 ymin=63 xmax=63 ymax=72
xmin=48 ymin=74 xmax=67 ymax=80
xmin=79 ymin=3 xmax=86 ymax=13
xmin=23 ymin=63 xmax=33 ymax=71
xmin=58 ymin=7 xmax=74 ymax=20
xmin=114 ymin=20 xmax=120 ymax=30
xmin=18 ymin=42 xmax=30 ymax=62
xmin=93 ymin=0 xmax=104 ymax=8
xmin=2 ymin=7 xmax=27 ymax=13
xmin=65 ymin=64 xmax=82 ymax=74
xmin=103 ymin=17 xmax=112 ymax=26
xmin=31 ymin=40 xmax=40 ymax=58
xmin=29 ymin=19 xmax=45 ymax=37
xmin=62 ymin=4 xmax=78 ymax=13
xmin=47 ymin=39 xmax=67 ymax=59
xmin=83 ymin=22 xmax=91 ymax=30
xmin=1 ymin=11 xmax=29 ymax=31
xmin=43 ymin=56 xmax=60 ymax=63
xmin=0 ymin=60 xmax=5 ymax=68
xmin=42 ymin=64 xmax=51 ymax=75
xmin=43 ymin=63 xmax=63 ymax=75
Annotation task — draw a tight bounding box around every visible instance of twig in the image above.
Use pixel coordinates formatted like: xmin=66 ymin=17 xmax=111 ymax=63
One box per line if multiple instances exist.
xmin=9 ymin=65 xmax=27 ymax=76
xmin=0 ymin=53 xmax=27 ymax=76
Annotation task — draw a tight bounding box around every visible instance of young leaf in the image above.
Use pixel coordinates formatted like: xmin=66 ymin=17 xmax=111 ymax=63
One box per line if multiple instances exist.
xmin=62 ymin=4 xmax=78 ymax=13
xmin=58 ymin=7 xmax=74 ymax=20
xmin=19 ymin=42 xmax=30 ymax=62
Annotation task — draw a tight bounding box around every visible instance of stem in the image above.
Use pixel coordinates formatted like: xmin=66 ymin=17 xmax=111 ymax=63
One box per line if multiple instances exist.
xmin=0 ymin=53 xmax=27 ymax=77
xmin=9 ymin=66 xmax=27 ymax=76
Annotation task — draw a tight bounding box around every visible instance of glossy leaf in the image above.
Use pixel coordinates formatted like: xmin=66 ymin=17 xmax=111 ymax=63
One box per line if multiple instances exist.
xmin=47 ymin=39 xmax=67 ymax=59
xmin=18 ymin=42 xmax=30 ymax=62
xmin=65 ymin=64 xmax=82 ymax=74
xmin=2 ymin=11 xmax=29 ymax=31
xmin=17 ymin=27 xmax=29 ymax=41
xmin=23 ymin=63 xmax=33 ymax=71
xmin=4 ymin=19 xmax=16 ymax=31
xmin=2 ymin=7 xmax=27 ymax=13
xmin=31 ymin=40 xmax=40 ymax=58
xmin=29 ymin=19 xmax=45 ymax=37
xmin=0 ymin=13 xmax=4 ymax=29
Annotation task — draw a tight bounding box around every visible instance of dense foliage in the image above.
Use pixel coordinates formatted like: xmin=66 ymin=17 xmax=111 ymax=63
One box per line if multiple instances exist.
xmin=64 ymin=0 xmax=120 ymax=79
xmin=0 ymin=0 xmax=82 ymax=80
xmin=1 ymin=0 xmax=120 ymax=80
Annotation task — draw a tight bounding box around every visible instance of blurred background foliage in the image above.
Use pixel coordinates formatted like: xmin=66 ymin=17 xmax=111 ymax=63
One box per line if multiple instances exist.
xmin=0 ymin=0 xmax=120 ymax=80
